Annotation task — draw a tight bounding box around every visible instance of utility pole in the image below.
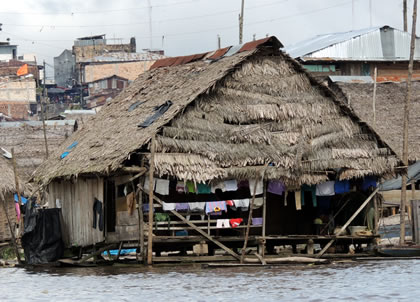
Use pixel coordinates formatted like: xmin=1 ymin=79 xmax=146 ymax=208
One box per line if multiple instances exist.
xmin=239 ymin=0 xmax=245 ymax=44
xmin=217 ymin=34 xmax=221 ymax=49
xmin=41 ymin=61 xmax=49 ymax=158
xmin=403 ymin=0 xmax=408 ymax=31
xmin=400 ymin=0 xmax=417 ymax=245
xmin=369 ymin=0 xmax=373 ymax=27
xmin=148 ymin=0 xmax=153 ymax=49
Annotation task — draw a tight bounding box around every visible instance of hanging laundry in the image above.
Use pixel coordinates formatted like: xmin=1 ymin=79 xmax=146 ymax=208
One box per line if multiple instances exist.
xmin=295 ymin=191 xmax=302 ymax=210
xmin=238 ymin=180 xmax=249 ymax=190
xmin=142 ymin=203 xmax=154 ymax=213
xmin=301 ymin=184 xmax=317 ymax=207
xmin=216 ymin=219 xmax=230 ymax=228
xmin=226 ymin=200 xmax=235 ymax=206
xmin=15 ymin=203 xmax=21 ymax=222
xmin=176 ymin=181 xmax=186 ymax=194
xmin=126 ymin=192 xmax=135 ymax=215
xmin=229 ymin=218 xmax=243 ymax=228
xmin=233 ymin=199 xmax=250 ymax=209
xmin=155 ymin=179 xmax=170 ymax=195
xmin=144 ymin=176 xmax=156 ymax=192
xmin=175 ymin=203 xmax=190 ymax=212
xmin=93 ymin=198 xmax=104 ymax=231
xmin=211 ymin=181 xmax=225 ymax=193
xmin=162 ymin=202 xmax=176 ymax=211
xmin=205 ymin=201 xmax=227 ymax=214
xmin=252 ymin=197 xmax=264 ymax=209
xmin=249 ymin=178 xmax=264 ymax=195
xmin=252 ymin=217 xmax=263 ymax=225
xmin=14 ymin=194 xmax=28 ymax=205
xmin=186 ymin=181 xmax=196 ymax=193
xmin=188 ymin=202 xmax=205 ymax=212
xmin=284 ymin=191 xmax=288 ymax=206
xmin=316 ymin=181 xmax=335 ymax=196
xmin=197 ymin=183 xmax=211 ymax=194
xmin=334 ymin=180 xmax=350 ymax=194
xmin=267 ymin=180 xmax=285 ymax=195
xmin=224 ymin=180 xmax=238 ymax=192
xmin=362 ymin=176 xmax=377 ymax=191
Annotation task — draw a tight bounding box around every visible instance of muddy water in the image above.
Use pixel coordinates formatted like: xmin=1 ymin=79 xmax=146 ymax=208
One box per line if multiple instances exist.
xmin=1 ymin=260 xmax=419 ymax=301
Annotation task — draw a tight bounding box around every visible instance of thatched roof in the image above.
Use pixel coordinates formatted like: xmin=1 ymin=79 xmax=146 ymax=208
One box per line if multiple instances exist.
xmin=331 ymin=80 xmax=420 ymax=162
xmin=0 ymin=120 xmax=76 ymax=181
xmin=34 ymin=36 xmax=399 ymax=187
xmin=0 ymin=156 xmax=16 ymax=195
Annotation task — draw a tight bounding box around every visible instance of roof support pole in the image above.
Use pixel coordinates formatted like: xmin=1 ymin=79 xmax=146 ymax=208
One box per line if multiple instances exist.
xmin=239 ymin=0 xmax=245 ymax=44
xmin=400 ymin=0 xmax=417 ymax=245
xmin=147 ymin=137 xmax=156 ymax=265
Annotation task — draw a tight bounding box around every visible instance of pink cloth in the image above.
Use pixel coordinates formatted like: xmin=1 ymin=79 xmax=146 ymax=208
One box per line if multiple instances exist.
xmin=15 ymin=203 xmax=21 ymax=221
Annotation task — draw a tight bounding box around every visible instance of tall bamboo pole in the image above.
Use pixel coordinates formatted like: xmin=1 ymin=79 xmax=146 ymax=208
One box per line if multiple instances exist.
xmin=239 ymin=0 xmax=245 ymax=44
xmin=400 ymin=0 xmax=417 ymax=245
xmin=404 ymin=0 xmax=408 ymax=31
xmin=147 ymin=137 xmax=156 ymax=265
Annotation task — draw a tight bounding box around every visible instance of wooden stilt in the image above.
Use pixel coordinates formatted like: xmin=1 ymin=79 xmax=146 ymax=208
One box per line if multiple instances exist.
xmin=11 ymin=148 xmax=23 ymax=234
xmin=0 ymin=192 xmax=21 ymax=264
xmin=373 ymin=194 xmax=379 ymax=235
xmin=317 ymin=188 xmax=379 ymax=258
xmin=147 ymin=137 xmax=156 ymax=265
xmin=262 ymin=183 xmax=267 ymax=257
xmin=138 ymin=182 xmax=145 ymax=263
xmin=116 ymin=241 xmax=123 ymax=260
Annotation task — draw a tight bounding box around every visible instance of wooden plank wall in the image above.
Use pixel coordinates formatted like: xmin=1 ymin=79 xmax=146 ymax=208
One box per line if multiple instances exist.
xmin=48 ymin=178 xmax=104 ymax=247
xmin=0 ymin=193 xmax=16 ymax=242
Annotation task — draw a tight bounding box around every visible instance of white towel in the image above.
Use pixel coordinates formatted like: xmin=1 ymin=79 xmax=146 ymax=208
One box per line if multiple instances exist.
xmin=249 ymin=178 xmax=264 ymax=195
xmin=224 ymin=180 xmax=238 ymax=192
xmin=216 ymin=219 xmax=230 ymax=228
xmin=295 ymin=191 xmax=302 ymax=210
xmin=155 ymin=178 xmax=170 ymax=195
xmin=162 ymin=202 xmax=176 ymax=211
xmin=211 ymin=181 xmax=226 ymax=193
xmin=188 ymin=202 xmax=206 ymax=212
xmin=316 ymin=181 xmax=335 ymax=196
xmin=143 ymin=176 xmax=156 ymax=192
xmin=233 ymin=199 xmax=250 ymax=209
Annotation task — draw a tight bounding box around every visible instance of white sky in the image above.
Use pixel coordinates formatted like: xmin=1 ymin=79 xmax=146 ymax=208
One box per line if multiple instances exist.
xmin=0 ymin=0 xmax=418 ymax=79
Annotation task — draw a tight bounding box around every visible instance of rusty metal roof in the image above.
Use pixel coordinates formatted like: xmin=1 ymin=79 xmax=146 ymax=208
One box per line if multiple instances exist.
xmin=150 ymin=36 xmax=282 ymax=69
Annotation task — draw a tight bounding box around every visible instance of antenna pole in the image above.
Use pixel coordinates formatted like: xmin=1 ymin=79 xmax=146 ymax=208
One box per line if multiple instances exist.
xmin=239 ymin=0 xmax=245 ymax=44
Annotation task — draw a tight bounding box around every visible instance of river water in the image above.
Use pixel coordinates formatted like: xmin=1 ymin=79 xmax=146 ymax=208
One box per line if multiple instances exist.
xmin=1 ymin=260 xmax=419 ymax=301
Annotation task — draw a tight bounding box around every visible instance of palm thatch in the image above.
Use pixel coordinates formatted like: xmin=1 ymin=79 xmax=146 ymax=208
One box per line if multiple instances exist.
xmin=0 ymin=156 xmax=16 ymax=195
xmin=34 ymin=36 xmax=399 ymax=187
xmin=331 ymin=81 xmax=420 ymax=162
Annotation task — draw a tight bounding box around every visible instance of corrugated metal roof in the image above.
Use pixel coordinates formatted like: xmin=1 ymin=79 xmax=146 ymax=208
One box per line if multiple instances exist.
xmin=286 ymin=26 xmax=420 ymax=61
xmin=150 ymin=36 xmax=282 ymax=69
xmin=329 ymin=75 xmax=374 ymax=83
xmin=0 ymin=120 xmax=76 ymax=128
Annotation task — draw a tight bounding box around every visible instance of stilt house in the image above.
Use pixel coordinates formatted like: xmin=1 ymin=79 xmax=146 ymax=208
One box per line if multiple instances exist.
xmin=34 ymin=37 xmax=400 ymax=260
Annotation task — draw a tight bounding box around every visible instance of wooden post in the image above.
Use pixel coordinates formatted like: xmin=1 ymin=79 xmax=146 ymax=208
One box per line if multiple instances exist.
xmin=41 ymin=61 xmax=49 ymax=158
xmin=404 ymin=0 xmax=408 ymax=31
xmin=138 ymin=181 xmax=145 ymax=263
xmin=0 ymin=192 xmax=21 ymax=264
xmin=317 ymin=188 xmax=379 ymax=258
xmin=373 ymin=194 xmax=379 ymax=235
xmin=262 ymin=182 xmax=267 ymax=257
xmin=11 ymin=148 xmax=23 ymax=236
xmin=239 ymin=0 xmax=245 ymax=44
xmin=400 ymin=0 xmax=417 ymax=245
xmin=372 ymin=66 xmax=377 ymax=127
xmin=147 ymin=137 xmax=156 ymax=265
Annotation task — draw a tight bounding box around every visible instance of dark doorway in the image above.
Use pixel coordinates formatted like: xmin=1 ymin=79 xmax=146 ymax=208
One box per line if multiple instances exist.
xmin=105 ymin=179 xmax=116 ymax=233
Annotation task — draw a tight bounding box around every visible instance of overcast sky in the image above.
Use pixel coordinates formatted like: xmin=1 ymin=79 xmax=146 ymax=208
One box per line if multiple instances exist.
xmin=1 ymin=0 xmax=418 ymax=79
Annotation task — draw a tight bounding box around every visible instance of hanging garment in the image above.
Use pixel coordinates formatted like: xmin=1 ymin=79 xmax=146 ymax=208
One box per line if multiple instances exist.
xmin=144 ymin=176 xmax=156 ymax=192
xmin=334 ymin=180 xmax=350 ymax=194
xmin=176 ymin=181 xmax=186 ymax=194
xmin=316 ymin=181 xmax=335 ymax=196
xmin=15 ymin=203 xmax=21 ymax=222
xmin=229 ymin=218 xmax=243 ymax=228
xmin=301 ymin=184 xmax=317 ymax=207
xmin=175 ymin=203 xmax=190 ymax=212
xmin=197 ymin=183 xmax=211 ymax=194
xmin=188 ymin=202 xmax=206 ymax=212
xmin=252 ymin=217 xmax=263 ymax=225
xmin=216 ymin=219 xmax=230 ymax=228
xmin=93 ymin=198 xmax=104 ymax=231
xmin=126 ymin=192 xmax=135 ymax=215
xmin=362 ymin=176 xmax=377 ymax=191
xmin=252 ymin=197 xmax=264 ymax=209
xmin=186 ymin=181 xmax=196 ymax=193
xmin=226 ymin=200 xmax=235 ymax=206
xmin=249 ymin=178 xmax=264 ymax=195
xmin=155 ymin=179 xmax=170 ymax=195
xmin=284 ymin=191 xmax=288 ymax=206
xmin=162 ymin=202 xmax=176 ymax=211
xmin=238 ymin=180 xmax=249 ymax=190
xmin=224 ymin=180 xmax=238 ymax=192
xmin=233 ymin=199 xmax=250 ymax=209
xmin=295 ymin=191 xmax=302 ymax=210
xmin=211 ymin=181 xmax=226 ymax=193
xmin=267 ymin=180 xmax=285 ymax=195
xmin=205 ymin=201 xmax=227 ymax=214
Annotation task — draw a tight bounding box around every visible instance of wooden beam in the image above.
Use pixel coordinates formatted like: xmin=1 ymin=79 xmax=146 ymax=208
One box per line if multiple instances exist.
xmin=147 ymin=137 xmax=156 ymax=265
xmin=138 ymin=186 xmax=241 ymax=260
xmin=254 ymin=252 xmax=266 ymax=265
xmin=121 ymin=167 xmax=147 ymax=174
xmin=316 ymin=187 xmax=379 ymax=258
xmin=78 ymin=244 xmax=116 ymax=264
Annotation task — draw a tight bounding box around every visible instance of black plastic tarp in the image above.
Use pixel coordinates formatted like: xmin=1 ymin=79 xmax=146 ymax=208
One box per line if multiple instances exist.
xmin=21 ymin=207 xmax=64 ymax=265
xmin=138 ymin=100 xmax=172 ymax=128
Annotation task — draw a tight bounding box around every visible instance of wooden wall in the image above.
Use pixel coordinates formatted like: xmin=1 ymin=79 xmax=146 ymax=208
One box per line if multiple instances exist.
xmin=0 ymin=193 xmax=16 ymax=242
xmin=47 ymin=178 xmax=104 ymax=247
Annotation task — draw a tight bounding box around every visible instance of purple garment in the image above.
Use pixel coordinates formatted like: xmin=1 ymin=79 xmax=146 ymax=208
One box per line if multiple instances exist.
xmin=205 ymin=201 xmax=227 ymax=214
xmin=267 ymin=180 xmax=285 ymax=195
xmin=175 ymin=203 xmax=190 ymax=212
xmin=252 ymin=217 xmax=263 ymax=225
xmin=238 ymin=180 xmax=249 ymax=189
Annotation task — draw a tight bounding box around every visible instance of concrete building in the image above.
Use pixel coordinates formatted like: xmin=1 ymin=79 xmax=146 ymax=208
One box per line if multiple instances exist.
xmin=0 ymin=78 xmax=36 ymax=120
xmin=54 ymin=49 xmax=76 ymax=87
xmin=285 ymin=25 xmax=420 ymax=82
xmin=0 ymin=42 xmax=17 ymax=62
